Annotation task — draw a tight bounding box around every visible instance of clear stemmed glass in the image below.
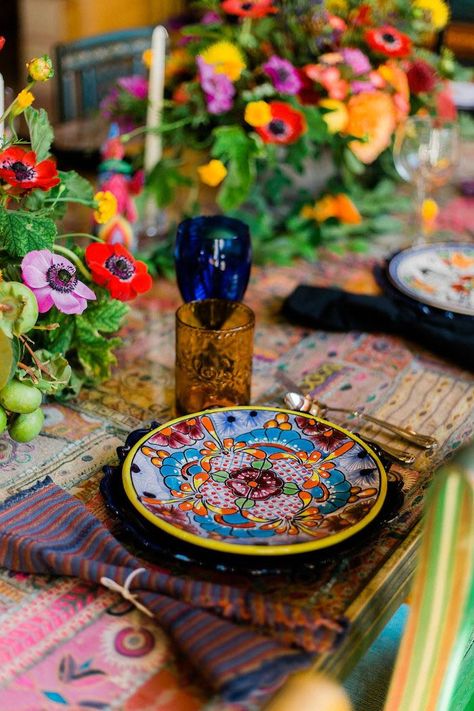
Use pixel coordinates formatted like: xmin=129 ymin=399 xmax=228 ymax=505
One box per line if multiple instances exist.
xmin=393 ymin=116 xmax=459 ymax=244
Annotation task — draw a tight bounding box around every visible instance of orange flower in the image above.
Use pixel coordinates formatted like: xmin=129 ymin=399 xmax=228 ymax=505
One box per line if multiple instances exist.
xmin=344 ymin=91 xmax=396 ymax=164
xmin=378 ymin=61 xmax=410 ymax=121
xmin=305 ymin=194 xmax=362 ymax=224
xmin=335 ymin=194 xmax=362 ymax=224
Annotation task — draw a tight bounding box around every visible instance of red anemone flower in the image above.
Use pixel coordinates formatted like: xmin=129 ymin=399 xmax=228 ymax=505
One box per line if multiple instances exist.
xmin=365 ymin=25 xmax=412 ymax=58
xmin=0 ymin=37 xmax=5 ymax=51
xmin=256 ymin=101 xmax=306 ymax=145
xmin=221 ymin=0 xmax=277 ymax=19
xmin=85 ymin=242 xmax=152 ymax=301
xmin=0 ymin=146 xmax=59 ymax=192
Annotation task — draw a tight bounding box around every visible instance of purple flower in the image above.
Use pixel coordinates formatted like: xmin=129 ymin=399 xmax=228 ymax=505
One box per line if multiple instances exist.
xmin=351 ymin=80 xmax=376 ymax=94
xmin=197 ymin=57 xmax=235 ymax=114
xmin=117 ymin=75 xmax=149 ymax=100
xmin=202 ymin=10 xmax=221 ymax=24
xmin=263 ymin=55 xmax=302 ymax=95
xmin=342 ymin=48 xmax=371 ymax=76
xmin=21 ymin=250 xmax=96 ymax=315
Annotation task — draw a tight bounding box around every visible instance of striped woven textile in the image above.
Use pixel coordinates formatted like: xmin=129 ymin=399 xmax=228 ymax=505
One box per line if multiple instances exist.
xmin=0 ymin=477 xmax=346 ymax=703
xmin=384 ymin=444 xmax=474 ymax=711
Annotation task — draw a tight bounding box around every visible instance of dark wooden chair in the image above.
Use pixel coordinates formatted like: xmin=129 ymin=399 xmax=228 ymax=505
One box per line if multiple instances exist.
xmin=55 ymin=27 xmax=153 ymax=122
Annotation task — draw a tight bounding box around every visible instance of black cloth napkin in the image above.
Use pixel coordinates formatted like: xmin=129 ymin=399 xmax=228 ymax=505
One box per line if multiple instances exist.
xmin=282 ymin=283 xmax=474 ymax=371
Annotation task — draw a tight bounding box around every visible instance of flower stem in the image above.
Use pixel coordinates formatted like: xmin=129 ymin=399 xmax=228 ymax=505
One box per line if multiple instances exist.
xmin=57 ymin=232 xmax=102 ymax=242
xmin=53 ymin=244 xmax=92 ymax=280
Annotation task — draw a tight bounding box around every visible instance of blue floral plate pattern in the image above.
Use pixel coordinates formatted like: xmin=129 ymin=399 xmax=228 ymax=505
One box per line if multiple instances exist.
xmin=121 ymin=407 xmax=388 ymax=557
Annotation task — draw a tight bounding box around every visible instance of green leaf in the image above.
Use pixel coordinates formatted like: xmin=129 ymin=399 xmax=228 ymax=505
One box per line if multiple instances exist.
xmin=285 ymin=138 xmax=309 ymax=174
xmin=147 ymin=158 xmax=192 ymax=208
xmin=211 ymin=470 xmax=229 ymax=482
xmin=17 ymin=349 xmax=71 ymax=394
xmin=84 ymin=293 xmax=128 ymax=332
xmin=0 ymin=211 xmax=57 ymax=257
xmin=235 ymin=497 xmax=254 ymax=510
xmin=343 ymin=148 xmax=366 ymax=176
xmin=300 ymin=106 xmax=328 ymax=144
xmin=282 ymin=482 xmax=299 ymax=495
xmin=40 ymin=310 xmax=75 ymax=355
xmin=251 ymin=459 xmax=272 ymax=470
xmin=58 ymin=170 xmax=94 ymax=201
xmin=74 ymin=317 xmax=122 ymax=381
xmin=212 ymin=126 xmax=258 ymax=211
xmin=24 ymin=107 xmax=54 ymax=161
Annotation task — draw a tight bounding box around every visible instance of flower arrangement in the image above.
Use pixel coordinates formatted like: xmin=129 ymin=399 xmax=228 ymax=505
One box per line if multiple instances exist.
xmin=0 ymin=47 xmax=152 ymax=442
xmin=102 ymin=0 xmax=460 ymax=264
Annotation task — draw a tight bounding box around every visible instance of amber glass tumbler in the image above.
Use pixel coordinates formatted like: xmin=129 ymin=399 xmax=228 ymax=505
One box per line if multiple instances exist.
xmin=175 ymin=299 xmax=255 ymax=414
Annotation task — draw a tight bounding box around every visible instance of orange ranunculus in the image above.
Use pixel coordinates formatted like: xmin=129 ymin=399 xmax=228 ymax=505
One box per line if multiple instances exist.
xmin=378 ymin=61 xmax=410 ymax=121
xmin=309 ymin=193 xmax=362 ymax=224
xmin=335 ymin=194 xmax=362 ymax=224
xmin=344 ymin=91 xmax=396 ymax=164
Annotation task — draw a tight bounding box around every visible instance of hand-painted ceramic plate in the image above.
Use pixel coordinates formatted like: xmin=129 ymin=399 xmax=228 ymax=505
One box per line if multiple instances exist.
xmin=121 ymin=406 xmax=387 ymax=557
xmin=388 ymin=243 xmax=474 ymax=316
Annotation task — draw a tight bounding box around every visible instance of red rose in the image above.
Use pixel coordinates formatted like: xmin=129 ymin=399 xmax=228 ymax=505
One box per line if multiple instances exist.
xmin=256 ymin=101 xmax=306 ymax=145
xmin=406 ymin=59 xmax=437 ymax=94
xmin=85 ymin=242 xmax=152 ymax=301
xmin=365 ymin=26 xmax=412 ymax=58
xmin=0 ymin=146 xmax=59 ymax=192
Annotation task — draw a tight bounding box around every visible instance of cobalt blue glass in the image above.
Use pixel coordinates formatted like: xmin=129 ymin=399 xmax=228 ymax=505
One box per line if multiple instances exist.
xmin=174 ymin=215 xmax=251 ymax=302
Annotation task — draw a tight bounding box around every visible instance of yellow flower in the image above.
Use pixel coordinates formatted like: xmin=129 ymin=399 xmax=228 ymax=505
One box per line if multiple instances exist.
xmin=94 ymin=191 xmax=117 ymax=224
xmin=15 ymin=89 xmax=34 ymax=110
xmin=414 ymin=0 xmax=449 ymax=30
xmin=319 ymin=99 xmax=349 ymax=134
xmin=324 ymin=0 xmax=348 ymax=16
xmin=197 ymin=160 xmax=228 ymax=187
xmin=421 ymin=198 xmax=438 ymax=234
xmin=200 ymin=41 xmax=246 ymax=81
xmin=300 ymin=204 xmax=316 ymax=220
xmin=142 ymin=48 xmax=153 ymax=69
xmin=313 ymin=195 xmax=340 ymax=222
xmin=244 ymin=101 xmax=272 ymax=128
xmin=26 ymin=55 xmax=54 ymax=82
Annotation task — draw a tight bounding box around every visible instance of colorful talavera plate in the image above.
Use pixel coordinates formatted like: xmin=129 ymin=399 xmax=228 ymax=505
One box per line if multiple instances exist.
xmin=388 ymin=243 xmax=474 ymax=316
xmin=121 ymin=406 xmax=387 ymax=557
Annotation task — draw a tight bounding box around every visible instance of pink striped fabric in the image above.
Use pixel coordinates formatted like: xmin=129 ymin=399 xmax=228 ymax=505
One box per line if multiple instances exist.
xmin=0 ymin=477 xmax=346 ymax=703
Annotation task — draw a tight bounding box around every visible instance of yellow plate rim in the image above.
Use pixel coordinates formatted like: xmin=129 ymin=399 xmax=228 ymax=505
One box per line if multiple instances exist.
xmin=122 ymin=406 xmax=388 ymax=557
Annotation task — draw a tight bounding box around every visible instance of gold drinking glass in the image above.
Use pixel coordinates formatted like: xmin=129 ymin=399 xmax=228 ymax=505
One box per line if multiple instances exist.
xmin=175 ymin=299 xmax=255 ymax=415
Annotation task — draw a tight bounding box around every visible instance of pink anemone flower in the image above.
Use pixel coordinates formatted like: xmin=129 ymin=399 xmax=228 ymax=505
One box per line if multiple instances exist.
xmin=21 ymin=249 xmax=96 ymax=314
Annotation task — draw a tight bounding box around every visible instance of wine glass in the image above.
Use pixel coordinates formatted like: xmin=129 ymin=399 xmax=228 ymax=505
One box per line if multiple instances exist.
xmin=393 ymin=116 xmax=459 ymax=244
xmin=174 ymin=215 xmax=252 ymax=302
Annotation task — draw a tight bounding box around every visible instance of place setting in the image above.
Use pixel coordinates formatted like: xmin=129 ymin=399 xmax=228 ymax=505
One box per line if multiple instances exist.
xmin=0 ymin=3 xmax=473 ymax=709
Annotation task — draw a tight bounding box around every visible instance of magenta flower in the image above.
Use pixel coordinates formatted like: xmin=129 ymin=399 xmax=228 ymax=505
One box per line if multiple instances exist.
xmin=21 ymin=250 xmax=96 ymax=314
xmin=263 ymin=55 xmax=302 ymax=95
xmin=197 ymin=57 xmax=235 ymax=114
xmin=202 ymin=10 xmax=221 ymax=24
xmin=342 ymin=48 xmax=371 ymax=77
xmin=117 ymin=75 xmax=149 ymax=100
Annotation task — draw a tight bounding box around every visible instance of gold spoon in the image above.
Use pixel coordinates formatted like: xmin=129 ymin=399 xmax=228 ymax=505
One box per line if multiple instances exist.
xmin=284 ymin=392 xmax=437 ymax=449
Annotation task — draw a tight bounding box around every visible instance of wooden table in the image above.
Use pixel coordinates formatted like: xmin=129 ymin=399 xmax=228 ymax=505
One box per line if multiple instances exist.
xmin=0 ymin=241 xmax=473 ymax=710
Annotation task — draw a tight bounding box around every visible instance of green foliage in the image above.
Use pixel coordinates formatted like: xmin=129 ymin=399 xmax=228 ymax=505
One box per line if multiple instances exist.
xmin=74 ymin=316 xmax=122 ymax=382
xmin=212 ymin=126 xmax=259 ymax=210
xmin=24 ymin=107 xmax=54 ymax=161
xmin=148 ymin=157 xmax=192 ymax=207
xmin=0 ymin=211 xmax=57 ymax=256
xmin=17 ymin=349 xmax=71 ymax=394
xmin=38 ymin=294 xmax=128 ymax=383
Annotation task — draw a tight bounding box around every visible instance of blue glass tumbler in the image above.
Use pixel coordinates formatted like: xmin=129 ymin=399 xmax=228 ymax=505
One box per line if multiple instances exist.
xmin=174 ymin=215 xmax=251 ymax=302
